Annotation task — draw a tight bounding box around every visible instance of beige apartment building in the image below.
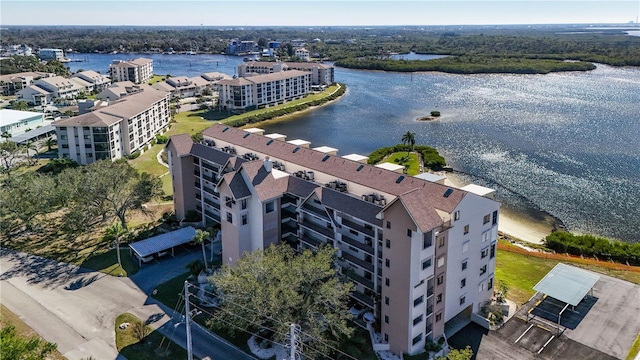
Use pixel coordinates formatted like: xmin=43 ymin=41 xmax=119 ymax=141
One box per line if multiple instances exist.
xmin=216 ymin=70 xmax=311 ymax=110
xmin=109 ymin=58 xmax=153 ymax=84
xmin=238 ymin=61 xmax=334 ymax=86
xmin=166 ymin=124 xmax=500 ymax=356
xmin=54 ymin=85 xmax=169 ymax=164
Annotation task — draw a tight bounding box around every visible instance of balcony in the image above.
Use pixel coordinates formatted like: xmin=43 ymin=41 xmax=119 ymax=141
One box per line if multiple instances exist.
xmin=340 ymin=234 xmax=374 ymax=254
xmin=281 ymin=207 xmax=297 ymax=221
xmin=202 ymin=173 xmax=219 ymax=183
xmin=427 ymin=286 xmax=434 ymax=297
xmin=282 ymin=233 xmax=299 ymax=246
xmin=351 ymin=290 xmax=375 ymax=308
xmin=300 ymin=204 xmax=330 ymax=220
xmin=299 ymin=233 xmax=324 ymax=248
xmin=300 ymin=219 xmax=334 ymax=239
xmin=282 ymin=220 xmax=298 ymax=235
xmin=204 ymin=209 xmax=220 ymax=222
xmin=201 ymin=161 xmax=219 ymax=173
xmin=281 ymin=194 xmax=298 ymax=207
xmin=202 ymin=185 xmax=218 ymax=197
xmin=344 ymin=270 xmax=374 ymax=290
xmin=341 ymin=218 xmax=374 ymax=237
xmin=341 ymin=251 xmax=374 ymax=273
xmin=426 ymin=305 xmax=434 ymax=316
xmin=203 ymin=197 xmax=220 ymax=210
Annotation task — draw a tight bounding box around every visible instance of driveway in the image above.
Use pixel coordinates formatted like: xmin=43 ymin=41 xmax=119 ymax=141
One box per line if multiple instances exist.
xmin=0 ymin=246 xmax=253 ymax=360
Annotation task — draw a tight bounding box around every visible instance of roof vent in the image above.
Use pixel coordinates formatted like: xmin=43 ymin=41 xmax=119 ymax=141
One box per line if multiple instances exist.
xmin=293 ymin=147 xmax=300 ymax=153
xmin=222 ymin=127 xmax=229 ymax=132
xmin=395 ymin=175 xmax=405 ymax=184
xmin=443 ymin=188 xmax=454 ymax=198
xmin=322 ymin=155 xmax=330 ymax=162
xmin=243 ymin=133 xmax=250 ymax=138
xmin=267 ymin=139 xmax=274 ymax=145
xmin=357 ymin=164 xmax=364 ymax=171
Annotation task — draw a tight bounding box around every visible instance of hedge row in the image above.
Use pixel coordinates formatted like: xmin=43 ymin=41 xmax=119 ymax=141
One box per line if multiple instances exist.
xmin=224 ymin=84 xmax=346 ymax=128
xmin=367 ymin=144 xmax=446 ymax=170
xmin=544 ymin=231 xmax=640 ymax=265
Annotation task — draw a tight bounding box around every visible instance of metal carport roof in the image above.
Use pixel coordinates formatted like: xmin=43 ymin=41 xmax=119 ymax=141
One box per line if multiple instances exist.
xmin=129 ymin=226 xmax=196 ymax=258
xmin=533 ymin=263 xmax=600 ymax=306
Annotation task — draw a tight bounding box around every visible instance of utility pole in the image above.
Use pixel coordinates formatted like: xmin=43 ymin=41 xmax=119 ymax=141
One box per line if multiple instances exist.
xmin=289 ymin=323 xmax=297 ymax=360
xmin=184 ymin=281 xmax=193 ymax=360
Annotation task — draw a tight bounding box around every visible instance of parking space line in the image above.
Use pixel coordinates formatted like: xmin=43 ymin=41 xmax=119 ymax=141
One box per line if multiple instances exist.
xmin=538 ymin=335 xmax=555 ymax=354
xmin=515 ymin=324 xmax=535 ymax=344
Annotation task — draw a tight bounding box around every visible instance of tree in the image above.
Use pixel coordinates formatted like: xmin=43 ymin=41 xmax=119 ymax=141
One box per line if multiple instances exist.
xmin=0 ymin=324 xmax=57 ymax=360
xmin=401 ymin=131 xmax=416 ymax=154
xmin=437 ymin=346 xmax=473 ymax=360
xmin=130 ymin=320 xmax=150 ymax=342
xmin=105 ymin=222 xmax=128 ymax=268
xmin=43 ymin=137 xmax=57 ymax=152
xmin=0 ymin=141 xmax=23 ymax=176
xmin=0 ymin=173 xmax=61 ymax=233
xmin=207 ymin=244 xmax=354 ymax=359
xmin=21 ymin=141 xmax=38 ymax=166
xmin=192 ymin=229 xmax=210 ymax=272
xmin=9 ymin=100 xmax=29 ymax=111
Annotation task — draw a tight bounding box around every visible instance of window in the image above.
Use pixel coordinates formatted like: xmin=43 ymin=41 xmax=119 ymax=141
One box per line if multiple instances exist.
xmin=62 ymin=144 xmax=69 ymax=149
xmin=480 ymin=265 xmax=487 ymax=275
xmin=490 ymin=243 xmax=496 ymax=259
xmin=265 ymin=201 xmax=274 ymax=213
xmin=462 ymin=240 xmax=470 ymax=253
xmin=460 ymin=278 xmax=466 ymax=288
xmin=464 ymin=225 xmax=469 ymax=235
xmin=436 ymin=312 xmax=442 ymax=322
xmin=226 ymin=212 xmax=233 ymax=223
xmin=385 ymin=239 xmax=390 ymax=248
xmin=384 ymin=334 xmax=389 ymax=342
xmin=438 ymin=237 xmax=445 ymax=247
xmin=481 ymin=247 xmax=489 ymax=259
xmin=482 ymin=230 xmax=491 ymax=243
xmin=385 ymin=296 xmax=389 ymax=305
xmin=454 ymin=211 xmax=460 ymax=221
xmin=436 ymin=274 xmax=444 ymax=286
xmin=422 ymin=258 xmax=431 ymax=270
xmin=412 ymin=334 xmax=422 ymax=345
xmin=437 ymin=256 xmax=444 ymax=268
xmin=483 ymin=214 xmax=491 ymax=224
xmin=479 ymin=282 xmax=485 ymax=293
xmin=385 ymin=259 xmax=390 ymax=267
xmin=488 ymin=277 xmax=494 ymax=290
xmin=460 ymin=296 xmax=466 ymax=305
xmin=413 ymin=315 xmax=423 ymax=326
xmin=225 ymin=196 xmax=233 ymax=208
xmin=436 ymin=293 xmax=442 ymax=303
xmin=461 ymin=260 xmax=468 ymax=271
xmin=242 ymin=214 xmax=248 ymax=225
xmin=84 ymin=135 xmax=90 ymax=140
xmin=414 ymin=295 xmax=424 ymax=307
xmin=385 ymin=278 xmax=390 ymax=286
xmin=407 ymin=229 xmax=412 ymax=237
xmin=384 ymin=315 xmax=389 ymax=323
xmin=492 ymin=210 xmax=498 ymax=225
xmin=423 ymin=235 xmax=432 ymax=249
xmin=386 ymin=221 xmax=391 ymax=229
xmin=60 ymin=134 xmax=68 ymax=140
xmin=241 ymin=198 xmax=247 ymax=210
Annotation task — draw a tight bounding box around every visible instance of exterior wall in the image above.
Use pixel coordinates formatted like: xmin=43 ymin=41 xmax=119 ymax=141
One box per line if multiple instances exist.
xmin=167 ymin=147 xmax=197 ymax=221
xmin=123 ymin=96 xmax=170 ymax=154
xmin=109 ymin=60 xmax=153 ymax=84
xmin=17 ymin=87 xmax=51 ymax=105
xmin=432 ymin=229 xmax=449 ymax=339
xmin=219 ymin=181 xmax=242 ymax=266
xmin=39 ymin=49 xmax=64 ymax=60
xmin=0 ymin=112 xmax=45 ymax=137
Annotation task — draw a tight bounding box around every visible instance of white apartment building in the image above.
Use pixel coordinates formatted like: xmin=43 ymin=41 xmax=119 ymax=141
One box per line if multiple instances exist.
xmin=0 ymin=71 xmax=54 ymax=96
xmin=152 ymin=76 xmax=210 ymax=99
xmin=17 ymin=76 xmax=82 ymax=105
xmin=166 ymin=124 xmax=500 ymax=357
xmin=216 ymin=70 xmax=311 ymax=110
xmin=294 ymin=48 xmax=310 ymax=61
xmin=109 ymin=58 xmax=154 ymax=84
xmin=238 ymin=61 xmax=334 ymax=85
xmin=39 ymin=48 xmax=64 ymax=61
xmin=71 ymin=70 xmax=111 ymax=92
xmin=54 ymin=85 xmax=169 ymax=164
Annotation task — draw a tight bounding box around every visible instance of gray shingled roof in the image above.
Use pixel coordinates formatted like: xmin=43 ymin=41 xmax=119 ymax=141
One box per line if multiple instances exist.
xmin=321 ymin=187 xmax=383 ymax=227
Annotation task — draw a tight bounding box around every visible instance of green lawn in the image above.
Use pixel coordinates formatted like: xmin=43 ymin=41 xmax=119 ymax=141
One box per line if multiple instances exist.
xmin=81 ymin=248 xmax=139 ymax=277
xmin=148 ymin=75 xmax=167 ymax=85
xmin=115 ymin=313 xmax=190 ymax=360
xmin=384 ymin=152 xmax=420 ymax=175
xmin=495 ymin=247 xmax=556 ymax=306
xmin=1 ymin=305 xmax=66 ymax=360
xmin=152 ymin=272 xmax=192 ymax=310
xmin=627 ymin=332 xmax=640 ymax=360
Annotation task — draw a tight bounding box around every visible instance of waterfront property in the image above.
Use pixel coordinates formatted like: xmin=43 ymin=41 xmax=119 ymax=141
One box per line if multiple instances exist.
xmin=216 ymin=70 xmax=311 ymax=110
xmin=152 ymin=76 xmax=210 ymax=99
xmin=238 ymin=61 xmax=335 ymax=85
xmin=16 ymin=75 xmax=82 ymax=105
xmin=70 ymin=70 xmax=111 ymax=93
xmin=166 ymin=124 xmax=500 ymax=356
xmin=109 ymin=58 xmax=153 ymax=84
xmin=38 ymin=48 xmax=64 ymax=61
xmin=54 ymin=85 xmax=170 ymax=164
xmin=0 ymin=71 xmax=54 ymax=96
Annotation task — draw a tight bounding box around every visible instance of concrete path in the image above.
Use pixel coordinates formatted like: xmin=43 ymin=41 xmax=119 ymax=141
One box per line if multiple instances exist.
xmin=0 ymin=247 xmax=253 ymax=360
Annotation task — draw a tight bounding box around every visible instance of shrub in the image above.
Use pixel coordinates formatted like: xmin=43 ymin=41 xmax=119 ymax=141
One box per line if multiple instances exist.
xmin=544 ymin=231 xmax=640 ymax=265
xmin=430 ymin=110 xmax=441 ymax=117
xmin=155 ymin=134 xmax=169 ymax=144
xmin=184 ymin=209 xmax=201 ymax=222
xmin=127 ymin=151 xmax=141 ymax=160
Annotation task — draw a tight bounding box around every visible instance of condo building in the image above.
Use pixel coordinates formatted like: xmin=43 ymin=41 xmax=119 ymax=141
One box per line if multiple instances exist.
xmin=109 ymin=58 xmax=154 ymax=84
xmin=238 ymin=61 xmax=335 ymax=86
xmin=166 ymin=124 xmax=500 ymax=356
xmin=54 ymin=85 xmax=169 ymax=164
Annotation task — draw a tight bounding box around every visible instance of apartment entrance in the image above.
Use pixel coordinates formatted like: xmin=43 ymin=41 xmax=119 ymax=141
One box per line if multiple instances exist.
xmin=444 ymin=305 xmax=472 ymax=338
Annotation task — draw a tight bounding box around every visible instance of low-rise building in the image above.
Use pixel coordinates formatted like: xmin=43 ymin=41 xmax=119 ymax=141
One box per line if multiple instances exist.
xmin=97 ymin=81 xmax=141 ymax=101
xmin=0 ymin=109 xmax=47 ymax=140
xmin=216 ymin=70 xmax=311 ymax=110
xmin=109 ymin=58 xmax=153 ymax=84
xmin=152 ymin=76 xmax=210 ymax=99
xmin=32 ymin=76 xmax=82 ymax=100
xmin=53 ymin=85 xmax=170 ymax=164
xmin=0 ymin=71 xmax=54 ymax=96
xmin=294 ymin=48 xmax=310 ymax=61
xmin=238 ymin=61 xmax=334 ymax=86
xmin=166 ymin=124 xmax=500 ymax=357
xmin=71 ymin=70 xmax=111 ymax=92
xmin=39 ymin=48 xmax=64 ymax=61
xmin=16 ymin=85 xmax=52 ymax=105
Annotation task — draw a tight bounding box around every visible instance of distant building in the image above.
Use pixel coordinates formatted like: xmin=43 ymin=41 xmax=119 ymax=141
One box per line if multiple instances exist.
xmin=109 ymin=58 xmax=153 ymax=84
xmin=0 ymin=44 xmax=33 ymax=57
xmin=226 ymin=40 xmax=259 ymax=56
xmin=0 ymin=71 xmax=54 ymax=96
xmin=216 ymin=70 xmax=311 ymax=110
xmin=53 ymin=85 xmax=170 ymax=164
xmin=39 ymin=48 xmax=64 ymax=61
xmin=294 ymin=48 xmax=310 ymax=62
xmin=0 ymin=109 xmax=47 ymax=140
xmin=238 ymin=61 xmax=334 ymax=86
xmin=152 ymin=76 xmax=210 ymax=99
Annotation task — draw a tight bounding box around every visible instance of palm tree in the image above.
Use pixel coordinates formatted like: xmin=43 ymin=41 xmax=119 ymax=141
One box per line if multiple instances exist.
xmin=105 ymin=223 xmax=128 ymax=268
xmin=401 ymin=131 xmax=416 ymax=155
xmin=192 ymin=229 xmax=210 ymax=272
xmin=44 ymin=138 xmax=57 ymax=152
xmin=22 ymin=141 xmax=38 ymax=165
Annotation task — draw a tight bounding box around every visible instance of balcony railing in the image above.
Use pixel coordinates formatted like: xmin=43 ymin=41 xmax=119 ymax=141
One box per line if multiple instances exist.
xmin=341 ymin=218 xmax=374 ymax=237
xmin=204 ymin=210 xmax=220 ymax=222
xmin=426 ymin=305 xmax=434 ymax=316
xmin=299 ymin=233 xmax=324 ymax=248
xmin=203 ymin=197 xmax=220 ymax=210
xmin=300 ymin=219 xmax=334 ymax=239
xmin=427 ymin=286 xmax=434 ymax=297
xmin=344 ymin=270 xmax=374 ymax=290
xmin=281 ymin=207 xmax=297 ymax=221
xmin=341 ymin=251 xmax=374 ymax=272
xmin=300 ymin=204 xmax=330 ymax=220
xmin=351 ymin=290 xmax=375 ymax=307
xmin=340 ymin=234 xmax=374 ymax=254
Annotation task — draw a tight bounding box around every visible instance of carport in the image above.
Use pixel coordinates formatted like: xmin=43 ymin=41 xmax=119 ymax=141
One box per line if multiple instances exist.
xmin=529 ymin=263 xmax=600 ymax=334
xmin=128 ymin=226 xmax=196 ymax=266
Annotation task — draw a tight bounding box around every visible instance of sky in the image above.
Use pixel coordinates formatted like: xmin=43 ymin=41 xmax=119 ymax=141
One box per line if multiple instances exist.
xmin=1 ymin=0 xmax=639 ymax=27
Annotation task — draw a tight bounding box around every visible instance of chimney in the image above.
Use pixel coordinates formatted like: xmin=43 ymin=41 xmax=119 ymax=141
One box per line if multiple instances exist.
xmin=264 ymin=156 xmax=272 ymax=173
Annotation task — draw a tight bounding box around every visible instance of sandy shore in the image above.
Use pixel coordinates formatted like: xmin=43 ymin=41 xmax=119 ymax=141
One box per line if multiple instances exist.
xmin=443 ymin=173 xmax=552 ymax=244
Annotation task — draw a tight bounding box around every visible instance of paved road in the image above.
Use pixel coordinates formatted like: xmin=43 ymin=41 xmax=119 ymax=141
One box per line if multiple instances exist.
xmin=0 ymin=246 xmax=254 ymax=360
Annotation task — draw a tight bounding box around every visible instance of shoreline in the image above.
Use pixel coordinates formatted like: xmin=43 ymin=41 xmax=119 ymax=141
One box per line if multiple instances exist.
xmin=239 ymin=83 xmax=347 ymax=129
